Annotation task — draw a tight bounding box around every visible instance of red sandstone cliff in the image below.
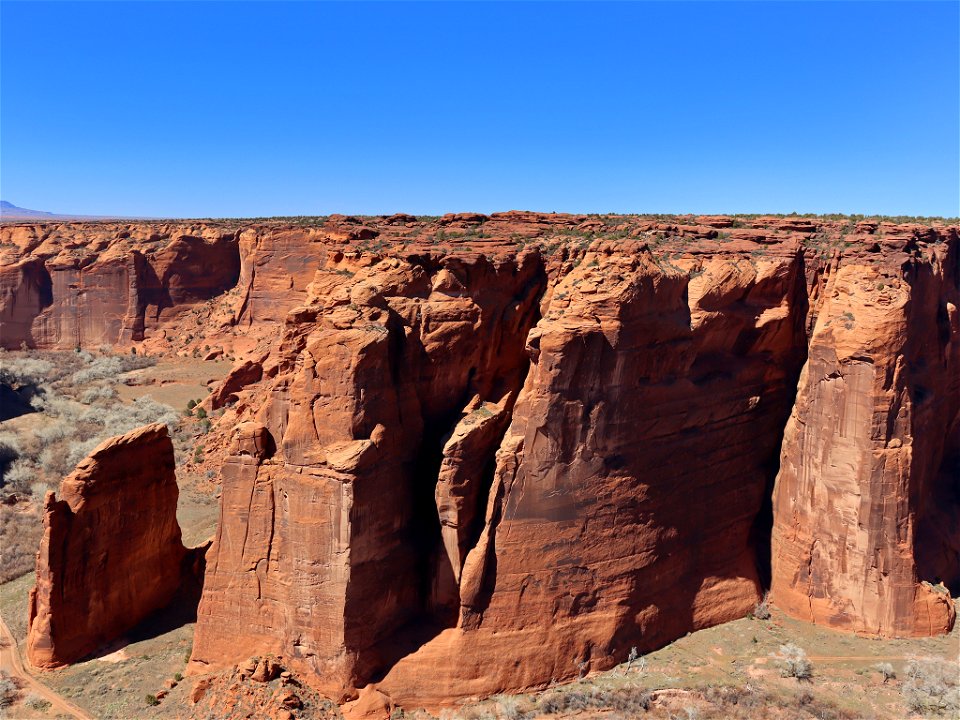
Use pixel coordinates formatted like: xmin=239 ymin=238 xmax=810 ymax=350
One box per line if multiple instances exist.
xmin=4 ymin=214 xmax=957 ymax=707
xmin=0 ymin=223 xmax=240 ymax=350
xmin=26 ymin=424 xmax=192 ymax=668
xmin=771 ymin=239 xmax=959 ymax=636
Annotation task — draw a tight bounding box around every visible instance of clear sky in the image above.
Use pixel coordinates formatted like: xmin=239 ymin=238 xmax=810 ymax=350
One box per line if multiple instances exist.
xmin=1 ymin=1 xmax=958 ymax=218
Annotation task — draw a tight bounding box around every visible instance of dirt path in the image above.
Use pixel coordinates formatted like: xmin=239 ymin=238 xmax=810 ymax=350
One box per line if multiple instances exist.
xmin=0 ymin=614 xmax=93 ymax=720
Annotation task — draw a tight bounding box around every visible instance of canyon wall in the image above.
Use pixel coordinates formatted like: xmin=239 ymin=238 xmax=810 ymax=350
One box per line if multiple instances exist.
xmin=4 ymin=214 xmax=957 ymax=707
xmin=771 ymin=236 xmax=959 ymax=636
xmin=27 ymin=424 xmax=193 ymax=667
xmin=191 ymin=249 xmax=547 ymax=698
xmin=0 ymin=223 xmax=240 ymax=349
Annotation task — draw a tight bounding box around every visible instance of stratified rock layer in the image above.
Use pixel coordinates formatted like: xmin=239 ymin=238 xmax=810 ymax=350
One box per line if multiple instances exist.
xmin=27 ymin=424 xmax=189 ymax=667
xmin=771 ymin=241 xmax=960 ymax=636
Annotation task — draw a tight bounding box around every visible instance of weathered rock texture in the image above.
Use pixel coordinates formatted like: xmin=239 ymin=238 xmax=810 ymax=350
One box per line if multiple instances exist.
xmin=771 ymin=239 xmax=960 ymax=636
xmin=0 ymin=224 xmax=240 ymax=349
xmin=4 ymin=213 xmax=958 ymax=706
xmin=26 ymin=424 xmax=190 ymax=667
xmin=192 ymin=250 xmax=547 ymax=698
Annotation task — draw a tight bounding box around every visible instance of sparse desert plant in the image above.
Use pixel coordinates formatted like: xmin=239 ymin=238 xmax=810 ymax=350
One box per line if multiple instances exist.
xmin=902 ymin=657 xmax=959 ymax=716
xmin=145 ymin=693 xmax=160 ymax=706
xmin=875 ymin=662 xmax=896 ymax=683
xmin=2 ymin=458 xmax=36 ymax=495
xmin=536 ymin=684 xmax=651 ymax=715
xmin=71 ymin=355 xmax=125 ymax=384
xmin=23 ymin=693 xmax=51 ymax=711
xmin=751 ymin=593 xmax=771 ymax=620
xmin=80 ymin=385 xmax=117 ymax=404
xmin=0 ymin=357 xmax=54 ymax=387
xmin=0 ymin=670 xmax=19 ymax=708
xmin=777 ymin=643 xmax=813 ymax=681
xmin=493 ymin=695 xmax=527 ymax=720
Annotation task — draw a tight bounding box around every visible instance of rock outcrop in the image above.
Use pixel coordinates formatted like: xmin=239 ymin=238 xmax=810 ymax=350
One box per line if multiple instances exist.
xmin=27 ymin=424 xmax=191 ymax=667
xmin=771 ymin=240 xmax=960 ymax=636
xmin=191 ymin=250 xmax=547 ymax=698
xmin=377 ymin=239 xmax=811 ymax=705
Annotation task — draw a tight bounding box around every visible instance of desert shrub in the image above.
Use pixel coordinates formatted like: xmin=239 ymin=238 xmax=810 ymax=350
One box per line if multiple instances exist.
xmin=536 ymin=685 xmax=651 ymax=715
xmin=493 ymin=695 xmax=528 ymax=720
xmin=902 ymin=658 xmax=959 ymax=716
xmin=2 ymin=458 xmax=36 ymax=495
xmin=0 ymin=432 xmax=21 ymax=462
xmin=24 ymin=693 xmax=52 ymax=711
xmin=71 ymin=356 xmax=124 ymax=384
xmin=0 ymin=433 xmax=23 ymax=486
xmin=145 ymin=693 xmax=160 ymax=706
xmin=39 ymin=445 xmax=73 ymax=478
xmin=80 ymin=385 xmax=117 ymax=404
xmin=0 ymin=505 xmax=43 ymax=581
xmin=777 ymin=643 xmax=813 ymax=680
xmin=751 ymin=594 xmax=771 ymax=620
xmin=35 ymin=420 xmax=72 ymax=445
xmin=0 ymin=358 xmax=54 ymax=387
xmin=875 ymin=662 xmax=896 ymax=683
xmin=0 ymin=670 xmax=20 ymax=707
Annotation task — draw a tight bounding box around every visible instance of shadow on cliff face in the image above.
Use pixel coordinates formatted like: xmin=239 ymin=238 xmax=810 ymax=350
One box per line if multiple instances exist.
xmin=83 ymin=543 xmax=209 ymax=662
xmin=353 ymin=257 xmax=547 ymax=683
xmin=750 ymin=247 xmax=812 ymax=592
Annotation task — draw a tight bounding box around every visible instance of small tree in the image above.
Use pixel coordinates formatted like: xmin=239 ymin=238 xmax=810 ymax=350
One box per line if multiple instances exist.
xmin=751 ymin=593 xmax=771 ymax=620
xmin=902 ymin=658 xmax=959 ymax=716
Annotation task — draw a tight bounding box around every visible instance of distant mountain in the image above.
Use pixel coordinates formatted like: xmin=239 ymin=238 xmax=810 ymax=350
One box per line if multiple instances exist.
xmin=0 ymin=200 xmax=148 ymax=222
xmin=0 ymin=201 xmax=63 ymax=219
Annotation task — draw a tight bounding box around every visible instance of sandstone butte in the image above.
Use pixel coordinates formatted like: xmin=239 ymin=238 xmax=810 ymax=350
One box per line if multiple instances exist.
xmin=2 ymin=213 xmax=957 ymax=710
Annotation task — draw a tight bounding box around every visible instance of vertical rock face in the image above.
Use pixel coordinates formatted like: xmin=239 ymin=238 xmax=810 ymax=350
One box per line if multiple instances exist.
xmin=0 ymin=224 xmax=240 ymax=349
xmin=191 ymin=251 xmax=547 ymax=697
xmin=27 ymin=424 xmax=189 ymax=668
xmin=378 ymin=240 xmax=810 ymax=704
xmin=771 ymin=241 xmax=959 ymax=636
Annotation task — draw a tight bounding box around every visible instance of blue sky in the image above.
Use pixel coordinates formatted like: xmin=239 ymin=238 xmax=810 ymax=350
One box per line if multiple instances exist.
xmin=1 ymin=1 xmax=957 ymax=218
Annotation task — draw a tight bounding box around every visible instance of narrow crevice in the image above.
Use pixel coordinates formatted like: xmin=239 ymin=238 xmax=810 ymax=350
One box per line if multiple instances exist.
xmin=751 ymin=248 xmax=813 ymax=592
xmin=365 ymin=260 xmax=548 ymax=680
